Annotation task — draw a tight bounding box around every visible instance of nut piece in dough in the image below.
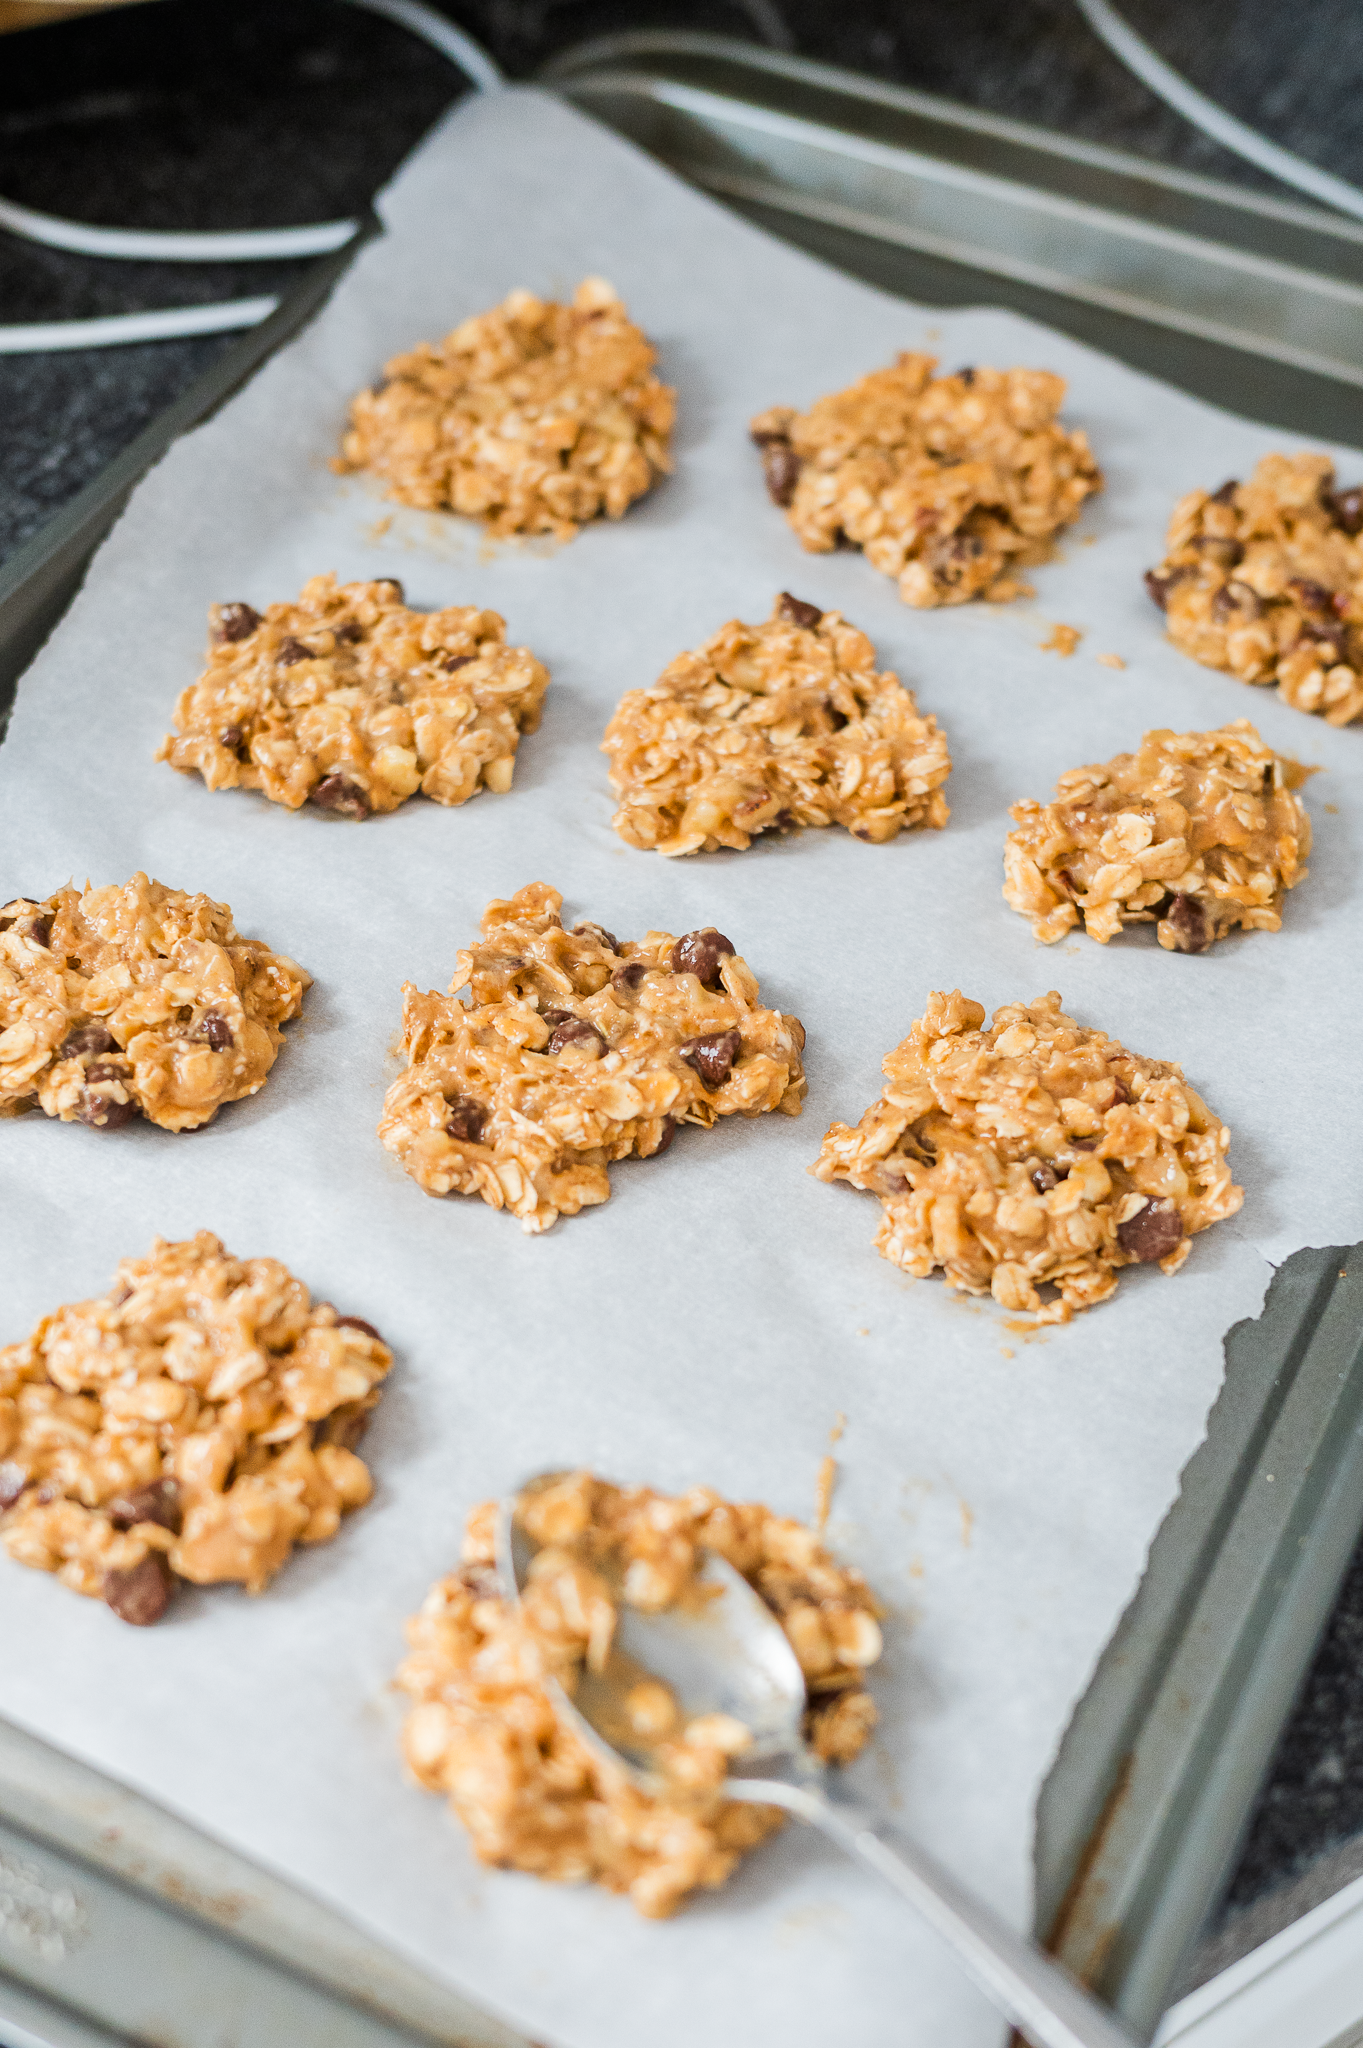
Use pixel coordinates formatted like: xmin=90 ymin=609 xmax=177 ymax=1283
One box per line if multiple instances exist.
xmin=396 ymin=1471 xmax=882 ymax=1917
xmin=0 ymin=1233 xmax=392 ymax=1621
xmin=157 ymin=573 xmax=548 ymax=816
xmin=1004 ymin=720 xmax=1312 ymax=949
xmin=338 ymin=278 xmax=675 ymax=540
xmin=377 ymin=882 xmax=806 ymax=1233
xmin=751 ymin=355 xmax=1101 ymax=608
xmin=603 ymin=591 xmax=951 ymax=855
xmin=813 ymin=990 xmax=1242 ymax=1324
xmin=1145 ymin=454 xmax=1363 ymax=725
xmin=0 ymin=876 xmax=309 ymax=1133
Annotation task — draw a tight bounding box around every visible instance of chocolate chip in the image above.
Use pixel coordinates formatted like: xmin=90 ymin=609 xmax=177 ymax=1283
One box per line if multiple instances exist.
xmin=58 ymin=1022 xmax=116 ymax=1060
xmin=651 ymin=1115 xmax=677 ymax=1156
xmin=1143 ymin=568 xmax=1177 ymax=611
xmin=444 ymin=1094 xmax=489 ymax=1143
xmin=276 ymin=636 xmax=311 ymax=666
xmin=29 ymin=916 xmax=52 ymax=948
xmin=681 ymin=1027 xmax=742 ymax=1089
xmin=1209 ymin=479 xmax=1240 ymax=505
xmin=335 ymin=1315 xmax=383 ymax=1343
xmin=196 ymin=1011 xmax=233 ymax=1051
xmin=335 ymin=621 xmax=365 ymax=643
xmin=1327 ymin=486 xmax=1363 ymax=536
xmin=78 ymin=1063 xmax=137 ymax=1130
xmin=1162 ymin=892 xmax=1212 ymax=954
xmin=1117 ymin=1196 xmax=1184 ymax=1264
xmin=757 ymin=438 xmax=801 ymax=507
xmin=778 ymin=592 xmax=823 ymax=629
xmin=957 ymin=366 xmax=975 ymax=384
xmin=546 ymin=1017 xmax=607 ymax=1056
xmin=455 ymin=1562 xmax=502 ymax=1601
xmin=310 ymin=775 xmax=371 ymax=820
xmin=220 ymin=724 xmax=246 ymax=756
xmin=1211 ymin=581 xmax=1263 ymax=623
xmin=108 ymin=1478 xmax=182 ymax=1534
xmin=669 ymin=929 xmax=735 ymax=988
xmin=442 ymin=652 xmax=475 ymax=672
xmin=1107 ymin=1075 xmax=1131 ymax=1106
xmin=215 ymin=603 xmax=262 ymax=643
xmin=612 ymin=961 xmax=647 ymax=991
xmin=1195 ymin=536 xmax=1244 ymax=568
xmin=1288 ymin=577 xmax=1336 ymax=614
xmin=316 ymin=1400 xmax=371 ymax=1450
xmin=103 ymin=1552 xmax=174 ymax=1626
xmin=0 ymin=1462 xmax=27 ymax=1510
xmin=1028 ymin=1161 xmax=1058 ymax=1193
xmin=376 ymin=578 xmax=404 ymax=602
xmin=572 ymin=921 xmax=620 ymax=953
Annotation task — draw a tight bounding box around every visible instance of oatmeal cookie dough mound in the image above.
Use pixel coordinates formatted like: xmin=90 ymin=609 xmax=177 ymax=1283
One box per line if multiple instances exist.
xmin=1145 ymin=454 xmax=1363 ymax=725
xmin=0 ymin=1233 xmax=391 ymax=1624
xmin=378 ymin=882 xmax=806 ymax=1233
xmin=603 ymin=591 xmax=951 ymax=855
xmin=1004 ymin=721 xmax=1312 ymax=951
xmin=157 ymin=573 xmax=548 ymax=818
xmin=0 ymin=876 xmax=308 ymax=1133
xmin=751 ymin=354 xmax=1101 ymax=608
xmin=397 ymin=1470 xmax=882 ymax=1918
xmin=338 ymin=278 xmax=675 ymax=540
xmin=813 ymin=990 xmax=1242 ymax=1324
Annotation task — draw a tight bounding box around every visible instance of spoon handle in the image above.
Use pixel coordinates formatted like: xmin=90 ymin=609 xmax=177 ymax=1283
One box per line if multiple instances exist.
xmin=726 ymin=1776 xmax=1139 ymax=2048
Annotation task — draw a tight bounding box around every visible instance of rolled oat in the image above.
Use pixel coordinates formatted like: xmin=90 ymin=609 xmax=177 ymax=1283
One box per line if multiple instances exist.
xmin=396 ymin=1471 xmax=882 ymax=1917
xmin=813 ymin=990 xmax=1242 ymax=1323
xmin=158 ymin=573 xmax=548 ymax=816
xmin=378 ymin=883 xmax=806 ymax=1232
xmin=1004 ymin=720 xmax=1312 ymax=949
xmin=602 ymin=591 xmax=951 ymax=855
xmin=751 ymin=355 xmax=1100 ymax=608
xmin=0 ymin=1233 xmax=391 ymax=1621
xmin=1145 ymin=453 xmax=1363 ymax=725
xmin=338 ymin=278 xmax=674 ymax=540
xmin=0 ymin=876 xmax=308 ymax=1132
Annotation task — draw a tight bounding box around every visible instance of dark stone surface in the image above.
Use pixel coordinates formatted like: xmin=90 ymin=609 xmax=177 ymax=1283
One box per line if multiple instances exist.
xmin=2 ymin=0 xmax=1362 ymax=1950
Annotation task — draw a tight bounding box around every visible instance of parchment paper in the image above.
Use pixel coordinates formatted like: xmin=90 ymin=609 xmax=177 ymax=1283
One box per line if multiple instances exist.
xmin=1 ymin=87 xmax=1361 ymax=2048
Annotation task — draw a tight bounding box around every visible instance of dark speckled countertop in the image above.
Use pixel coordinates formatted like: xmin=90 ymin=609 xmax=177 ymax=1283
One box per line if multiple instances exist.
xmin=3 ymin=0 xmax=1363 ymax=1989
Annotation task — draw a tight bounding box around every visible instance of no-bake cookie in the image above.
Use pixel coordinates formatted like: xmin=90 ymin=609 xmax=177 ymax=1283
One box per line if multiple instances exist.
xmin=378 ymin=883 xmax=806 ymax=1232
xmin=751 ymin=354 xmax=1101 ymax=608
xmin=0 ymin=876 xmax=308 ymax=1132
xmin=157 ymin=573 xmax=548 ymax=818
xmin=1004 ymin=721 xmax=1312 ymax=950
xmin=814 ymin=990 xmax=1242 ymax=1323
xmin=0 ymin=1233 xmax=391 ymax=1623
xmin=602 ymin=591 xmax=951 ymax=855
xmin=397 ymin=1470 xmax=882 ymax=1918
xmin=338 ymin=278 xmax=675 ymax=540
xmin=1145 ymin=453 xmax=1363 ymax=725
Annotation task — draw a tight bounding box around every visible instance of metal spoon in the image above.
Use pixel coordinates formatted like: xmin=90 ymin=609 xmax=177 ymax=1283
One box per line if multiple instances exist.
xmin=499 ymin=1475 xmax=1138 ymax=2048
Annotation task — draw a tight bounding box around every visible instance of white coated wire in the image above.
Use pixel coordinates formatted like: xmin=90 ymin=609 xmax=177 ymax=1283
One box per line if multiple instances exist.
xmin=0 ymin=0 xmax=503 ymax=351
xmin=0 ymin=296 xmax=280 ymax=355
xmin=1074 ymin=0 xmax=1363 ymax=224
xmin=0 ymin=193 xmax=359 ymax=262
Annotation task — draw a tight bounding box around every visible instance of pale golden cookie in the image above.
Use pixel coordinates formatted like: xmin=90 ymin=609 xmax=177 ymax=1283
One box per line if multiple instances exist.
xmin=0 ymin=876 xmax=308 ymax=1133
xmin=0 ymin=1233 xmax=391 ymax=1623
xmin=603 ymin=591 xmax=951 ymax=855
xmin=338 ymin=278 xmax=674 ymax=540
xmin=814 ymin=991 xmax=1242 ymax=1323
xmin=1146 ymin=454 xmax=1363 ymax=725
xmin=378 ymin=883 xmax=806 ymax=1233
xmin=751 ymin=354 xmax=1100 ymax=607
xmin=397 ymin=1471 xmax=882 ymax=1918
xmin=1004 ymin=721 xmax=1312 ymax=949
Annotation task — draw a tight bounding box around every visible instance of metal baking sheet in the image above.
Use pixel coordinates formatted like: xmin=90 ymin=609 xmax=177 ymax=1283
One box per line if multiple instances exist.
xmin=2 ymin=43 xmax=1362 ymax=2048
